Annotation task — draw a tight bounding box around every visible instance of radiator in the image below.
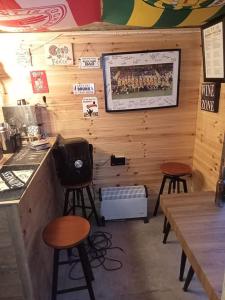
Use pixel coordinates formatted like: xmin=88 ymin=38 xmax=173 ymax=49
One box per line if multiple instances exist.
xmin=99 ymin=185 xmax=149 ymax=223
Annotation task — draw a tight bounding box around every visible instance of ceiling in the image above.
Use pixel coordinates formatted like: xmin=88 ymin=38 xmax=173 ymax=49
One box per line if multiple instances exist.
xmin=0 ymin=0 xmax=225 ymax=32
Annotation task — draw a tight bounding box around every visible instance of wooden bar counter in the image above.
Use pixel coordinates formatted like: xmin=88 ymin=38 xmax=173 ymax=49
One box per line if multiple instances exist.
xmin=0 ymin=137 xmax=63 ymax=300
xmin=161 ymin=191 xmax=225 ymax=300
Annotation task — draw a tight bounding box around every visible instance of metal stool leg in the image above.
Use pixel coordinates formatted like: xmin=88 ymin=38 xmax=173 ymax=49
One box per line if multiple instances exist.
xmin=79 ymin=188 xmax=87 ymax=219
xmin=52 ymin=249 xmax=59 ymax=300
xmin=63 ymin=189 xmax=70 ymax=215
xmin=86 ymin=186 xmax=99 ymax=226
xmin=163 ymin=222 xmax=171 ymax=244
xmin=78 ymin=243 xmax=95 ymax=300
xmin=183 ymin=266 xmax=194 ymax=291
xmin=153 ymin=175 xmax=167 ymax=216
xmin=179 ymin=250 xmax=187 ymax=281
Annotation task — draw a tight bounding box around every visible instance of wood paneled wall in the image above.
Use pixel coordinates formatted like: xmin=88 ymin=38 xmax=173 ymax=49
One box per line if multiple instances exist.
xmin=192 ymin=80 xmax=225 ymax=191
xmin=0 ymin=29 xmax=202 ymax=197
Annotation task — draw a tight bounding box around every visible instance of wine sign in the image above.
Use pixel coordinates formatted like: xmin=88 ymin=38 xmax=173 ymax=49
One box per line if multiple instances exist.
xmin=201 ymin=82 xmax=221 ymax=113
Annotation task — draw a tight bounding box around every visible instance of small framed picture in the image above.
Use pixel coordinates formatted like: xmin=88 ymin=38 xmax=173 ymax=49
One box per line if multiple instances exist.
xmin=201 ymin=82 xmax=221 ymax=112
xmin=202 ymin=17 xmax=225 ymax=82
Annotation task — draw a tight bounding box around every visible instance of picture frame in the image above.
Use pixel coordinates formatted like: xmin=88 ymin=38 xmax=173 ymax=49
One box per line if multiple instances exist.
xmin=201 ymin=17 xmax=225 ymax=82
xmin=201 ymin=82 xmax=221 ymax=113
xmin=102 ymin=49 xmax=181 ymax=112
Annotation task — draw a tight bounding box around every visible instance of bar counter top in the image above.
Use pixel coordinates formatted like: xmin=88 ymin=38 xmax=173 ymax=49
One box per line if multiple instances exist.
xmin=0 ymin=137 xmax=57 ymax=204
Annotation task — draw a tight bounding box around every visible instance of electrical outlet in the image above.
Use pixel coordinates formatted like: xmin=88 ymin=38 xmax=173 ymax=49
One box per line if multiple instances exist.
xmin=111 ymin=155 xmax=126 ymax=166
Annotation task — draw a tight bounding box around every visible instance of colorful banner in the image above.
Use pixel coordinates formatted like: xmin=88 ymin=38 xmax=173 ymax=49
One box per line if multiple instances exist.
xmin=103 ymin=0 xmax=225 ymax=28
xmin=0 ymin=0 xmax=101 ymax=32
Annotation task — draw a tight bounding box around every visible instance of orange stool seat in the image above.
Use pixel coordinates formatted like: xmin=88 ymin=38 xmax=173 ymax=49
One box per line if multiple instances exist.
xmin=160 ymin=162 xmax=192 ymax=177
xmin=43 ymin=216 xmax=95 ymax=300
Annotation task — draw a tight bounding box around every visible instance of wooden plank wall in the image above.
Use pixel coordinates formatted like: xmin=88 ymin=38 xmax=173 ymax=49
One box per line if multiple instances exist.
xmin=192 ymin=79 xmax=225 ymax=191
xmin=0 ymin=29 xmax=202 ymax=198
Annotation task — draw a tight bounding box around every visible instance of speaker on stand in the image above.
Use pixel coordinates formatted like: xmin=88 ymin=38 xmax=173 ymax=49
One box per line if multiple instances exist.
xmin=53 ymin=136 xmax=99 ymax=226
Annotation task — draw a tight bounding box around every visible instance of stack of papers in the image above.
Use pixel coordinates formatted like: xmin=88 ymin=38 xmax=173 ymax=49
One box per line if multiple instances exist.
xmin=30 ymin=139 xmax=51 ymax=151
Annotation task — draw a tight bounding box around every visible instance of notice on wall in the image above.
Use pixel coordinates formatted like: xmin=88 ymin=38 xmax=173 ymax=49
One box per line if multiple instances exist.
xmin=201 ymin=82 xmax=220 ymax=113
xmin=73 ymin=83 xmax=95 ymax=94
xmin=203 ymin=21 xmax=224 ymax=79
xmin=30 ymin=70 xmax=49 ymax=93
xmin=79 ymin=57 xmax=100 ymax=69
xmin=82 ymin=97 xmax=99 ymax=118
xmin=45 ymin=43 xmax=73 ymax=65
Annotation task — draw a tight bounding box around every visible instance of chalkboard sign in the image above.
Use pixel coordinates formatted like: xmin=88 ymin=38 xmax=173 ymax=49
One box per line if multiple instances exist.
xmin=201 ymin=82 xmax=221 ymax=113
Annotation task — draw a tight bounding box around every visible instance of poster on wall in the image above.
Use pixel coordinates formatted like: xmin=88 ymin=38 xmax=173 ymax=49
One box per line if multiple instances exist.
xmin=201 ymin=82 xmax=221 ymax=112
xmin=73 ymin=83 xmax=95 ymax=94
xmin=82 ymin=97 xmax=99 ymax=118
xmin=30 ymin=70 xmax=49 ymax=93
xmin=45 ymin=44 xmax=74 ymax=65
xmin=202 ymin=17 xmax=225 ymax=82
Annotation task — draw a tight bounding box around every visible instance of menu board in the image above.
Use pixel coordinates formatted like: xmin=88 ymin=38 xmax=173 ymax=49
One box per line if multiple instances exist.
xmin=202 ymin=20 xmax=225 ymax=81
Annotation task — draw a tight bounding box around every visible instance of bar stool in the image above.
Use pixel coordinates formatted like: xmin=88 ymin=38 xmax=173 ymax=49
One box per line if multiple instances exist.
xmin=42 ymin=215 xmax=95 ymax=300
xmin=153 ymin=162 xmax=192 ymax=243
xmin=63 ymin=181 xmax=100 ymax=226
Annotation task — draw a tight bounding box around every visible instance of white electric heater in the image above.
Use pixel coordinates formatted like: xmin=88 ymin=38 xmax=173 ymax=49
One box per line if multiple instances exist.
xmin=99 ymin=185 xmax=149 ymax=223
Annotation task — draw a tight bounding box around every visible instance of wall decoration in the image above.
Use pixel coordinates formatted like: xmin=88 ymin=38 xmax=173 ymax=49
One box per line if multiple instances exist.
xmin=45 ymin=43 xmax=73 ymax=65
xmin=16 ymin=44 xmax=32 ymax=67
xmin=103 ymin=0 xmax=225 ymax=28
xmin=79 ymin=57 xmax=100 ymax=69
xmin=0 ymin=0 xmax=101 ymax=33
xmin=82 ymin=97 xmax=99 ymax=117
xmin=201 ymin=82 xmax=221 ymax=112
xmin=202 ymin=17 xmax=225 ymax=82
xmin=73 ymin=83 xmax=95 ymax=94
xmin=30 ymin=70 xmax=49 ymax=93
xmin=102 ymin=49 xmax=180 ymax=112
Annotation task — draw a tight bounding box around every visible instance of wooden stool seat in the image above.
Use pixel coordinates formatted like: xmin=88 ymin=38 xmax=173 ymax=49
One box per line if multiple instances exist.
xmin=43 ymin=216 xmax=90 ymax=249
xmin=64 ymin=181 xmax=91 ymax=190
xmin=160 ymin=162 xmax=192 ymax=177
xmin=42 ymin=216 xmax=95 ymax=300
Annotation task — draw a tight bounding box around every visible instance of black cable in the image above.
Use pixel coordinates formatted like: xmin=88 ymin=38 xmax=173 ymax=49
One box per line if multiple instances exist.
xmin=68 ymin=230 xmax=125 ymax=280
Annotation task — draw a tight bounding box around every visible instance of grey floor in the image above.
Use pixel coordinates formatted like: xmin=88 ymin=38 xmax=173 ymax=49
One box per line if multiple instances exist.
xmin=57 ymin=211 xmax=208 ymax=300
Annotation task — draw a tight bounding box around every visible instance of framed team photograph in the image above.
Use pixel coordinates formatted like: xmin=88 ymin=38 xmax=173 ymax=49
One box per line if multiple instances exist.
xmin=202 ymin=17 xmax=225 ymax=82
xmin=102 ymin=49 xmax=181 ymax=112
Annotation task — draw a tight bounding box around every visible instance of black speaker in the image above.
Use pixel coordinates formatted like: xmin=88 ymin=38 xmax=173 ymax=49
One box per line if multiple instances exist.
xmin=53 ymin=136 xmax=93 ymax=186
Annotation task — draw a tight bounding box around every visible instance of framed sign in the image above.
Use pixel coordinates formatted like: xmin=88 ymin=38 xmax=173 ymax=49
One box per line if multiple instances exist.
xmin=201 ymin=82 xmax=221 ymax=112
xmin=202 ymin=17 xmax=225 ymax=82
xmin=102 ymin=49 xmax=180 ymax=112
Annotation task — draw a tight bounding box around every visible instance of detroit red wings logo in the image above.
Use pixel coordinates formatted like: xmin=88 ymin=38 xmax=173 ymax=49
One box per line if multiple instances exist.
xmin=0 ymin=5 xmax=67 ymax=32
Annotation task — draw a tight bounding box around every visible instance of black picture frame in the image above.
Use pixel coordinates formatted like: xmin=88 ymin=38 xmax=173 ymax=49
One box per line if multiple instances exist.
xmin=102 ymin=49 xmax=181 ymax=112
xmin=201 ymin=82 xmax=221 ymax=113
xmin=202 ymin=16 xmax=225 ymax=82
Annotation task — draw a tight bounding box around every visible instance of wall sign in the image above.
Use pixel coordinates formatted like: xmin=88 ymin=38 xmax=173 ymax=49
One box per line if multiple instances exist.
xmin=202 ymin=17 xmax=225 ymax=82
xmin=73 ymin=83 xmax=95 ymax=94
xmin=45 ymin=43 xmax=73 ymax=65
xmin=82 ymin=97 xmax=99 ymax=118
xmin=79 ymin=57 xmax=100 ymax=69
xmin=201 ymin=82 xmax=221 ymax=113
xmin=30 ymin=70 xmax=49 ymax=93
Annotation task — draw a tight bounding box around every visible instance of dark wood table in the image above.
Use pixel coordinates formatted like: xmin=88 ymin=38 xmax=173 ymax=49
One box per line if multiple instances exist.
xmin=161 ymin=191 xmax=225 ymax=300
